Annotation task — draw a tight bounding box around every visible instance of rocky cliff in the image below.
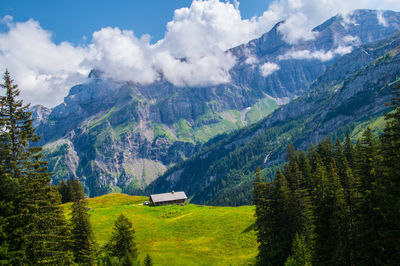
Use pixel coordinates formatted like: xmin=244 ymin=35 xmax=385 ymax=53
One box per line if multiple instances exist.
xmin=32 ymin=10 xmax=400 ymax=196
xmin=147 ymin=30 xmax=400 ymax=205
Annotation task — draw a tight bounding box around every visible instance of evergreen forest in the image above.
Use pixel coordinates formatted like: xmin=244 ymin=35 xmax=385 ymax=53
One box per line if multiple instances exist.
xmin=253 ymin=84 xmax=400 ymax=265
xmin=1 ymin=69 xmax=400 ymax=265
xmin=0 ymin=71 xmax=148 ymax=265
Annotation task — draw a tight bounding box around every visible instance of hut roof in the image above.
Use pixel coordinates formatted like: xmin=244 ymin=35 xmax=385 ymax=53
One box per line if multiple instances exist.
xmin=150 ymin=191 xmax=187 ymax=203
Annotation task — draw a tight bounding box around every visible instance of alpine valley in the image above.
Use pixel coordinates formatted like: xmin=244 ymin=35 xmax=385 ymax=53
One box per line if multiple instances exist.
xmin=32 ymin=9 xmax=400 ymax=201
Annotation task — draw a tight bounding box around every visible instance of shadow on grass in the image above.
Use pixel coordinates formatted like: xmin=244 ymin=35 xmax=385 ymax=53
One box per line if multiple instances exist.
xmin=242 ymin=222 xmax=256 ymax=234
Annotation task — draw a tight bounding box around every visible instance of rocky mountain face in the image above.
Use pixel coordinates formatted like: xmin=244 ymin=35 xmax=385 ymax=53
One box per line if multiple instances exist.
xmin=230 ymin=9 xmax=400 ymax=97
xmin=32 ymin=10 xmax=400 ymax=196
xmin=147 ymin=31 xmax=400 ymax=206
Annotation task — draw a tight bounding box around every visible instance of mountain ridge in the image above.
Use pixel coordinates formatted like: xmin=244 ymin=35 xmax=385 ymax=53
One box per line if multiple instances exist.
xmin=146 ymin=29 xmax=400 ymax=205
xmin=31 ymin=9 xmax=400 ymax=197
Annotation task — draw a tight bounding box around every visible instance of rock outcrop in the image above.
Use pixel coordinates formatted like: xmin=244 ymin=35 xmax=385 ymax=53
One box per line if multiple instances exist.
xmin=32 ymin=10 xmax=400 ymax=196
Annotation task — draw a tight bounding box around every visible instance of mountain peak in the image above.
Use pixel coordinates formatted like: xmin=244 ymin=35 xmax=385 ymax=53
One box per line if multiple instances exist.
xmin=88 ymin=69 xmax=105 ymax=79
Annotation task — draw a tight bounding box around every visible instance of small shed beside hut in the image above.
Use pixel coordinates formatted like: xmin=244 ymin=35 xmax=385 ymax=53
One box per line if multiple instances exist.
xmin=149 ymin=191 xmax=187 ymax=206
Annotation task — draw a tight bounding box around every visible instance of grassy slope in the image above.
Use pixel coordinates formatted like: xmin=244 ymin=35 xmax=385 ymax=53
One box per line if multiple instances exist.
xmin=350 ymin=112 xmax=390 ymax=140
xmin=63 ymin=193 xmax=257 ymax=265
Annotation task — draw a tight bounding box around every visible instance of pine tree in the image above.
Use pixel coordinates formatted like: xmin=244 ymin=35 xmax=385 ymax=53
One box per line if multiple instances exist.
xmin=144 ymin=254 xmax=153 ymax=266
xmin=376 ymin=82 xmax=400 ymax=263
xmin=58 ymin=179 xmax=74 ymax=203
xmin=313 ymin=160 xmax=348 ymax=265
xmin=19 ymin=181 xmax=72 ymax=264
xmin=265 ymin=169 xmax=294 ymax=265
xmin=0 ymin=171 xmax=14 ymax=263
xmin=0 ymin=70 xmax=71 ymax=264
xmin=253 ymin=168 xmax=271 ymax=265
xmin=284 ymin=233 xmax=312 ymax=266
xmin=106 ymin=213 xmax=138 ymax=265
xmin=333 ymin=138 xmax=361 ymax=265
xmin=298 ymin=151 xmax=313 ymax=190
xmin=355 ymin=127 xmax=386 ymax=264
xmin=253 ymin=167 xmax=264 ymax=207
xmin=344 ymin=134 xmax=356 ymax=169
xmin=70 ymin=178 xmax=95 ymax=264
xmin=316 ymin=137 xmax=334 ymax=170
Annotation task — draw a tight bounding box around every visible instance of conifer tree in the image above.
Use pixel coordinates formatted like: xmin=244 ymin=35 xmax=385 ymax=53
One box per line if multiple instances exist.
xmin=0 ymin=70 xmax=71 ymax=264
xmin=0 ymin=171 xmax=14 ymax=262
xmin=333 ymin=138 xmax=361 ymax=264
xmin=284 ymin=147 xmax=314 ymax=250
xmin=253 ymin=167 xmax=264 ymax=207
xmin=71 ymin=178 xmax=95 ymax=264
xmin=316 ymin=137 xmax=334 ymax=170
xmin=253 ymin=168 xmax=271 ymax=265
xmin=265 ymin=169 xmax=294 ymax=265
xmin=355 ymin=127 xmax=386 ymax=264
xmin=58 ymin=179 xmax=75 ymax=203
xmin=106 ymin=213 xmax=138 ymax=265
xmin=313 ymin=160 xmax=347 ymax=265
xmin=298 ymin=151 xmax=313 ymax=190
xmin=344 ymin=134 xmax=356 ymax=169
xmin=284 ymin=233 xmax=312 ymax=266
xmin=144 ymin=254 xmax=153 ymax=266
xmin=376 ymin=82 xmax=400 ymax=263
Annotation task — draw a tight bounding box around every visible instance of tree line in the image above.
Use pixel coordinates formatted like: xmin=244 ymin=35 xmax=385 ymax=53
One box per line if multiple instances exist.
xmin=253 ymin=83 xmax=400 ymax=265
xmin=0 ymin=71 xmax=151 ymax=265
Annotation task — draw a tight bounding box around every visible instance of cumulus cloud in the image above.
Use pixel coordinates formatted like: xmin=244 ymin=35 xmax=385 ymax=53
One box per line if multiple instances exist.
xmin=89 ymin=27 xmax=157 ymax=84
xmin=260 ymin=62 xmax=280 ymax=77
xmin=1 ymin=0 xmax=400 ymax=107
xmin=0 ymin=17 xmax=91 ymax=106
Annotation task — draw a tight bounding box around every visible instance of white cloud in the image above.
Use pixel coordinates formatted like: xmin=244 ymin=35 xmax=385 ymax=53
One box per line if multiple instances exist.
xmin=1 ymin=0 xmax=400 ymax=107
xmin=278 ymin=12 xmax=319 ymax=44
xmin=154 ymin=49 xmax=235 ymax=86
xmin=0 ymin=18 xmax=91 ymax=107
xmin=278 ymin=33 xmax=360 ymax=61
xmin=262 ymin=0 xmax=400 ymax=44
xmin=377 ymin=10 xmax=389 ymax=26
xmin=88 ymin=27 xmax=157 ymax=84
xmin=278 ymin=45 xmax=354 ymax=61
xmin=260 ymin=62 xmax=280 ymax=77
xmin=245 ymin=56 xmax=259 ymax=65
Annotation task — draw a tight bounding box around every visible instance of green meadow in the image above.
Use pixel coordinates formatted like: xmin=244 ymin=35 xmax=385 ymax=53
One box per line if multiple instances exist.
xmin=63 ymin=193 xmax=257 ymax=265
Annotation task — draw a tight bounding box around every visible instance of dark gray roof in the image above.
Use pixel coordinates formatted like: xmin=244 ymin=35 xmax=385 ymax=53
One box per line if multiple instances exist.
xmin=150 ymin=191 xmax=187 ymax=203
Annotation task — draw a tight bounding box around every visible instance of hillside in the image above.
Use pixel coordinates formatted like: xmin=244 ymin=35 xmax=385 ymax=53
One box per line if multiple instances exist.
xmin=147 ymin=30 xmax=400 ymax=206
xmin=62 ymin=193 xmax=257 ymax=265
xmin=32 ymin=10 xmax=400 ymax=196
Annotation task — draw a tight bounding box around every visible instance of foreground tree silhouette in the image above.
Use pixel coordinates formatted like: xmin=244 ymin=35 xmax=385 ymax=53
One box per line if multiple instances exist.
xmin=0 ymin=70 xmax=71 ymax=264
xmin=106 ymin=213 xmax=138 ymax=265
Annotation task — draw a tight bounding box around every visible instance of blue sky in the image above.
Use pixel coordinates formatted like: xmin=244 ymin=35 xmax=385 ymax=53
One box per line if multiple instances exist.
xmin=1 ymin=0 xmax=399 ymax=107
xmin=0 ymin=0 xmax=272 ymax=45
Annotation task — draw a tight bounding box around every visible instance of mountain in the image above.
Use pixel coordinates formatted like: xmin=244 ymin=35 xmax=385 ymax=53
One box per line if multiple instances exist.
xmin=230 ymin=9 xmax=400 ymax=97
xmin=33 ymin=10 xmax=400 ymax=196
xmin=147 ymin=30 xmax=400 ymax=206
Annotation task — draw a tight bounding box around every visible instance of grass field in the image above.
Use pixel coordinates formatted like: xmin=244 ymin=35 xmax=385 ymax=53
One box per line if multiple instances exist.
xmin=63 ymin=193 xmax=257 ymax=265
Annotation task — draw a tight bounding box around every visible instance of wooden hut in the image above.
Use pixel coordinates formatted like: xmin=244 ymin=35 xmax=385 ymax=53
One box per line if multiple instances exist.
xmin=149 ymin=191 xmax=187 ymax=206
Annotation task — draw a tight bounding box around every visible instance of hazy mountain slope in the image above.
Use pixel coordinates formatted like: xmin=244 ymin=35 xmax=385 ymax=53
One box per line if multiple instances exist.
xmin=32 ymin=10 xmax=400 ymax=196
xmin=147 ymin=31 xmax=400 ymax=206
